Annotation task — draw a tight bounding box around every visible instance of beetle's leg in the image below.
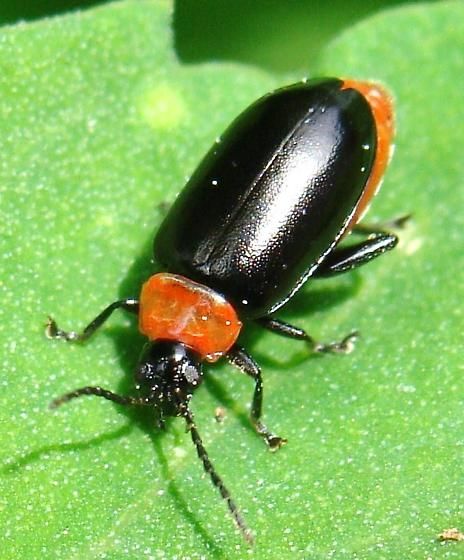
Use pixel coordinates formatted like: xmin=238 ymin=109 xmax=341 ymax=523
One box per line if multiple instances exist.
xmin=46 ymin=298 xmax=139 ymax=342
xmin=316 ymin=214 xmax=409 ymax=277
xmin=313 ymin=233 xmax=398 ymax=278
xmin=179 ymin=404 xmax=253 ymax=543
xmin=226 ymin=345 xmax=287 ymax=451
xmin=352 ymin=213 xmax=411 ymax=235
xmin=50 ymin=385 xmax=150 ymax=409
xmin=257 ymin=317 xmax=358 ymax=354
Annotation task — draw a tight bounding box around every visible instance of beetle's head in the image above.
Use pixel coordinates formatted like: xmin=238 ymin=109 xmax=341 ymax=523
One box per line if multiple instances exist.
xmin=135 ymin=340 xmax=204 ymax=417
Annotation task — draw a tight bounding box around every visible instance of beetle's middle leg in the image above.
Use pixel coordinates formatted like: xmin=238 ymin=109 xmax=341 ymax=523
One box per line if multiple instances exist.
xmin=258 ymin=218 xmax=407 ymax=351
xmin=257 ymin=316 xmax=358 ymax=354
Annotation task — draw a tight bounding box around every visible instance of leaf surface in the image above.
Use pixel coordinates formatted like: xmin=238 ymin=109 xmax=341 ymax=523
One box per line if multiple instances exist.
xmin=0 ymin=1 xmax=463 ymax=558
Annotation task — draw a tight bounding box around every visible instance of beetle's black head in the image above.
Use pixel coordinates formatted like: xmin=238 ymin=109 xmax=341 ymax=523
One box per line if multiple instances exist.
xmin=135 ymin=340 xmax=203 ymax=417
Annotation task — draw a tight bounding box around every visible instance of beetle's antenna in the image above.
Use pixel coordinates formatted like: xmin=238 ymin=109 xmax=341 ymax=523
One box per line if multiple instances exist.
xmin=49 ymin=386 xmax=150 ymax=409
xmin=180 ymin=405 xmax=254 ymax=544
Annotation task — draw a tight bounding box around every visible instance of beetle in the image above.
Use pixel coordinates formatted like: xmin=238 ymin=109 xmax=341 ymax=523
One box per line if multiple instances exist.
xmin=47 ymin=77 xmax=399 ymax=543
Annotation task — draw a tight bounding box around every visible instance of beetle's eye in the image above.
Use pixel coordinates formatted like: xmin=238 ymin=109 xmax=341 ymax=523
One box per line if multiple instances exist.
xmin=135 ymin=340 xmax=203 ymax=389
xmin=183 ymin=363 xmax=201 ymax=385
xmin=135 ymin=360 xmax=156 ymax=383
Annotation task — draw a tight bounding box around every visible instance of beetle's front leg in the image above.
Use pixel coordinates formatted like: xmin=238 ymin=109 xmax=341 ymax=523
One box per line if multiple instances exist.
xmin=46 ymin=298 xmax=139 ymax=342
xmin=226 ymin=345 xmax=287 ymax=451
xmin=257 ymin=317 xmax=358 ymax=354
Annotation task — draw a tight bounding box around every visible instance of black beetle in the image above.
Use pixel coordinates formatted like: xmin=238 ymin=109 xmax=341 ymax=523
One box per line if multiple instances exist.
xmin=47 ymin=77 xmax=399 ymax=542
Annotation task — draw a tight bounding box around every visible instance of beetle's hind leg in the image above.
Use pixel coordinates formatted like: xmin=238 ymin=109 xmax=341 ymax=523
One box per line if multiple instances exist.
xmin=226 ymin=345 xmax=287 ymax=451
xmin=257 ymin=316 xmax=358 ymax=355
xmin=265 ymin=217 xmax=407 ymax=351
xmin=353 ymin=213 xmax=411 ymax=235
xmin=46 ymin=298 xmax=139 ymax=342
xmin=314 ymin=214 xmax=409 ymax=278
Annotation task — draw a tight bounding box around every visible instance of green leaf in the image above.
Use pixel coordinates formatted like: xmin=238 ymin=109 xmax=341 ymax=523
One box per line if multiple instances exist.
xmin=174 ymin=0 xmax=438 ymax=72
xmin=1 ymin=1 xmax=463 ymax=559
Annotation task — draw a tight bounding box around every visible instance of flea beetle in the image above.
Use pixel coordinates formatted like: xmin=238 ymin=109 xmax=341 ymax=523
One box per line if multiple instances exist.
xmin=47 ymin=78 xmax=399 ymax=543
